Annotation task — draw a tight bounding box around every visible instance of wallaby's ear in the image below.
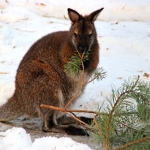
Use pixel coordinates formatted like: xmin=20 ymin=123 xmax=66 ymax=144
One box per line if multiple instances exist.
xmin=89 ymin=8 xmax=104 ymax=23
xmin=68 ymin=8 xmax=81 ymax=22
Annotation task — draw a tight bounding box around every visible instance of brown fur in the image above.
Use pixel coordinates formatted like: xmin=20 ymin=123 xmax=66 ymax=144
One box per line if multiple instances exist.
xmin=0 ymin=8 xmax=103 ymax=134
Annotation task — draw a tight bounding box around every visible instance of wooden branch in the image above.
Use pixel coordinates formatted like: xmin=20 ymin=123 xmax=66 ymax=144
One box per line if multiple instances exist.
xmin=64 ymin=85 xmax=84 ymax=109
xmin=40 ymin=104 xmax=96 ymax=132
xmin=40 ymin=104 xmax=97 ymax=114
xmin=94 ymin=115 xmax=103 ymax=137
xmin=115 ymin=137 xmax=150 ymax=150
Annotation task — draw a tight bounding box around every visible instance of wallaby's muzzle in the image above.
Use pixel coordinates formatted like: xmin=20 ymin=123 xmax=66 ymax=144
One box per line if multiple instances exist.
xmin=78 ymin=45 xmax=88 ymax=53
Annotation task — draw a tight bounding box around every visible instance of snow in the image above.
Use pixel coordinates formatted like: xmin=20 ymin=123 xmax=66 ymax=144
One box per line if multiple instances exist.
xmin=0 ymin=128 xmax=32 ymax=150
xmin=0 ymin=0 xmax=150 ymax=149
xmin=30 ymin=135 xmax=92 ymax=150
xmin=0 ymin=127 xmax=92 ymax=150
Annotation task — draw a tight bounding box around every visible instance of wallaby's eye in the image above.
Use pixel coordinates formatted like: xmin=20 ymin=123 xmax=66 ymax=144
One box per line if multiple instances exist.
xmin=74 ymin=33 xmax=78 ymax=38
xmin=88 ymin=33 xmax=92 ymax=38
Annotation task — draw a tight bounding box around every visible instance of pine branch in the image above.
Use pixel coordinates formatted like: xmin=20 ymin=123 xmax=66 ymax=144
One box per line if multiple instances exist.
xmin=92 ymin=76 xmax=150 ymax=150
xmin=40 ymin=104 xmax=97 ymax=132
xmin=93 ymin=115 xmax=103 ymax=138
xmin=115 ymin=137 xmax=150 ymax=150
xmin=64 ymin=50 xmax=85 ymax=108
xmin=64 ymin=50 xmax=90 ymax=75
xmin=64 ymin=50 xmax=106 ymax=108
xmin=105 ymin=76 xmax=140 ymax=149
xmin=88 ymin=67 xmax=107 ymax=84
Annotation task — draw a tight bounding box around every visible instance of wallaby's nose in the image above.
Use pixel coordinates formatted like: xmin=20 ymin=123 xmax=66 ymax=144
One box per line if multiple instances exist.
xmin=79 ymin=46 xmax=88 ymax=52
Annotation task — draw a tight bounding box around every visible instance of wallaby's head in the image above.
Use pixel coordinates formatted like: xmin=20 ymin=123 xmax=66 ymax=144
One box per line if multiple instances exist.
xmin=68 ymin=8 xmax=104 ymax=53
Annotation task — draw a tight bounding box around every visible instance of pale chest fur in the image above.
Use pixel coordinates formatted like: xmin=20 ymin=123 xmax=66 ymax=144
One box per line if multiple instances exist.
xmin=68 ymin=70 xmax=92 ymax=103
xmin=54 ymin=71 xmax=92 ymax=120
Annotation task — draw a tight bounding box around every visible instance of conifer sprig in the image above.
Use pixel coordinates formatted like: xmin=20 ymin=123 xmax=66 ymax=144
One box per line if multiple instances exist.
xmin=93 ymin=67 xmax=107 ymax=81
xmin=64 ymin=49 xmax=90 ymax=75
xmin=92 ymin=76 xmax=150 ymax=150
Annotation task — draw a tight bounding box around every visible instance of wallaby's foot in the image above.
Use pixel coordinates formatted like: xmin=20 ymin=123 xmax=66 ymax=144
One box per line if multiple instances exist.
xmin=43 ymin=124 xmax=89 ymax=136
xmin=42 ymin=116 xmax=91 ymax=136
xmin=60 ymin=116 xmax=92 ymax=136
xmin=62 ymin=117 xmax=93 ymax=136
xmin=63 ymin=125 xmax=89 ymax=136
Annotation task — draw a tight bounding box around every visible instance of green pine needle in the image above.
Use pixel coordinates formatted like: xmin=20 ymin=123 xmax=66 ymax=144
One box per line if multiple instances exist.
xmin=64 ymin=50 xmax=90 ymax=75
xmin=93 ymin=67 xmax=107 ymax=81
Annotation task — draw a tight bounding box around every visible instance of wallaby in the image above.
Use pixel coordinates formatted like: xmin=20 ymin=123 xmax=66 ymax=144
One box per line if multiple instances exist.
xmin=0 ymin=8 xmax=103 ymax=135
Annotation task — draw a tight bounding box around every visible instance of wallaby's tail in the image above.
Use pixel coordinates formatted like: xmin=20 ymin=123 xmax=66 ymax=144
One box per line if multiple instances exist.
xmin=0 ymin=96 xmax=22 ymax=122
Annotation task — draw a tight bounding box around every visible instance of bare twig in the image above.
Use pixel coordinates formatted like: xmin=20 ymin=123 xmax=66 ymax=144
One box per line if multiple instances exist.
xmin=40 ymin=104 xmax=97 ymax=114
xmin=87 ymin=73 xmax=101 ymax=84
xmin=65 ymin=111 xmax=95 ymax=131
xmin=40 ymin=104 xmax=96 ymax=131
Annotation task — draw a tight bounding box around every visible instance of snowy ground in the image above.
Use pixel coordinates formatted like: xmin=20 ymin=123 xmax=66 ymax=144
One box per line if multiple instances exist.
xmin=0 ymin=0 xmax=150 ymax=149
xmin=0 ymin=127 xmax=93 ymax=150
